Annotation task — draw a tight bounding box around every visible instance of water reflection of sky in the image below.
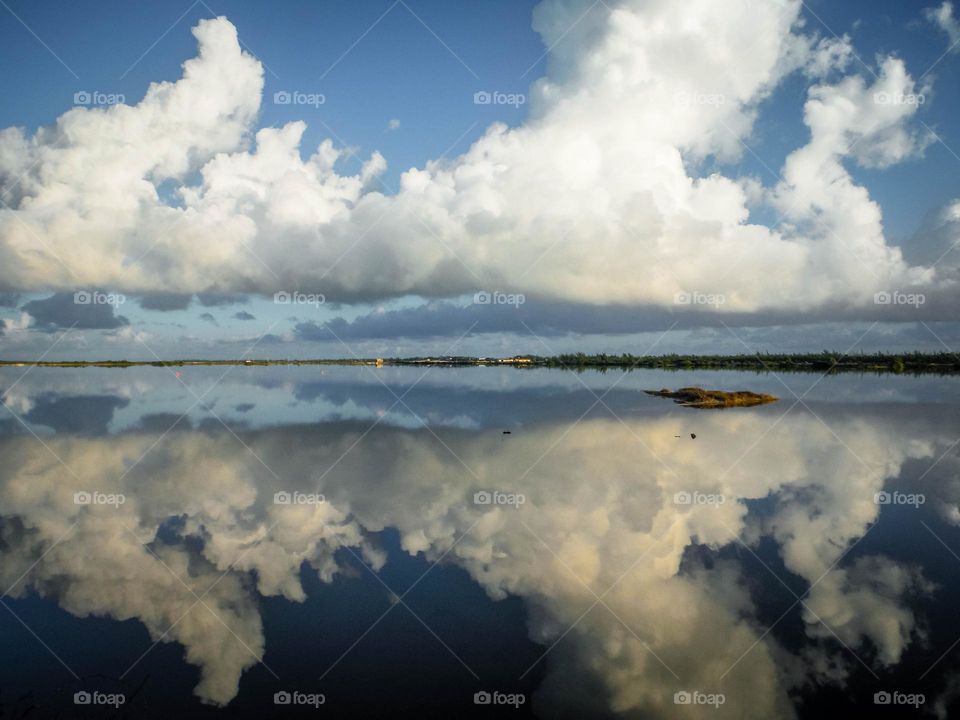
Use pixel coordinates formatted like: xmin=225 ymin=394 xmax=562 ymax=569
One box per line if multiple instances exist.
xmin=3 ymin=365 xmax=960 ymax=435
xmin=0 ymin=368 xmax=959 ymax=718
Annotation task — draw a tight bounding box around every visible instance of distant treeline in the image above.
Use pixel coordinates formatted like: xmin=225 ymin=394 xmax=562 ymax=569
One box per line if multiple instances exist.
xmin=522 ymin=351 xmax=960 ymax=375
xmin=1 ymin=352 xmax=959 ymax=375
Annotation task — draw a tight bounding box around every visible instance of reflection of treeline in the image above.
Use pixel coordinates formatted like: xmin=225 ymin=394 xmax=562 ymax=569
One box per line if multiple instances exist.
xmin=526 ymin=352 xmax=960 ymax=375
xmin=2 ymin=352 xmax=960 ymax=375
xmin=0 ymin=359 xmax=373 ymax=367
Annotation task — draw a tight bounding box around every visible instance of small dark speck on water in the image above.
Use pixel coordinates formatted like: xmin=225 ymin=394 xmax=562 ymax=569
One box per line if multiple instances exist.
xmin=691 ymin=433 xmax=697 ymax=439
xmin=502 ymin=431 xmax=511 ymax=434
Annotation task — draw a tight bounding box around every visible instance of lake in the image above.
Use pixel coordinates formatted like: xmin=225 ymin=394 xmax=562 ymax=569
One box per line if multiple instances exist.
xmin=1 ymin=364 xmax=959 ymax=718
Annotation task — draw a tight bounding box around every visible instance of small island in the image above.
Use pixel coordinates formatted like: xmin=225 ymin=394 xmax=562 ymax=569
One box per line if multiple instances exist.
xmin=644 ymin=387 xmax=778 ymax=409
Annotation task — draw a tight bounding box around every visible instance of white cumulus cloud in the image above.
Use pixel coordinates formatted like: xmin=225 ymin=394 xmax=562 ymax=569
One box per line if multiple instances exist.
xmin=0 ymin=1 xmax=955 ymax=316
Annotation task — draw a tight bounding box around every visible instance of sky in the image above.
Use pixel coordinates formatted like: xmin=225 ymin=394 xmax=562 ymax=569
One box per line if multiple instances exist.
xmin=0 ymin=0 xmax=959 ymax=359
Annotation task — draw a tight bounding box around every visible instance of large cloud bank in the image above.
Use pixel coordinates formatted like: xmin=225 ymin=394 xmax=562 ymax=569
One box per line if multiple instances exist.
xmin=0 ymin=0 xmax=955 ymax=313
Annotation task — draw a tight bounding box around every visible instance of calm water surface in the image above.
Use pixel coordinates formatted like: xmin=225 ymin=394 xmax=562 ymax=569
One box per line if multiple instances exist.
xmin=1 ymin=365 xmax=959 ymax=718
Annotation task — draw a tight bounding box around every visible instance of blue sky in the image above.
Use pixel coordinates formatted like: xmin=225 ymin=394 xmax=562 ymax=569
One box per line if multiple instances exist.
xmin=0 ymin=0 xmax=540 ymax=188
xmin=0 ymin=0 xmax=959 ymax=358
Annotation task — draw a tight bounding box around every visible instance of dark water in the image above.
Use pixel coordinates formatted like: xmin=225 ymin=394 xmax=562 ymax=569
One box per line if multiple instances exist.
xmin=1 ymin=364 xmax=959 ymax=718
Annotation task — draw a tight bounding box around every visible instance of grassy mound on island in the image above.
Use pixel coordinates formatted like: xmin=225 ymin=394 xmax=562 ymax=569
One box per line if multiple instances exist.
xmin=645 ymin=387 xmax=778 ymax=409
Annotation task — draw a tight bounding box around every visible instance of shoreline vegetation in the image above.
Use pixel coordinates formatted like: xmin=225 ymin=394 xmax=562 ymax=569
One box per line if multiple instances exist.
xmin=1 ymin=352 xmax=959 ymax=375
